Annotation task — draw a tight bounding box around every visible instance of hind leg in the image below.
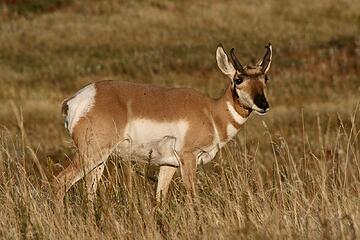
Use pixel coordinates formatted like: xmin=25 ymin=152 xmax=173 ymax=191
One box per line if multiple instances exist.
xmin=52 ymin=152 xmax=82 ymax=205
xmin=52 ymin=148 xmax=111 ymax=207
xmin=85 ymin=163 xmax=105 ymax=203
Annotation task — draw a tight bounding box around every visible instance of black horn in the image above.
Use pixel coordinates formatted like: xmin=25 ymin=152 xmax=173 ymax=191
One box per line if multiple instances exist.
xmin=230 ymin=48 xmax=246 ymax=74
xmin=260 ymin=43 xmax=272 ymax=73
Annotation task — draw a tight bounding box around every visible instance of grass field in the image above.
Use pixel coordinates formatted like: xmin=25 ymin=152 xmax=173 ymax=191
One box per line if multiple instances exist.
xmin=0 ymin=0 xmax=359 ymax=239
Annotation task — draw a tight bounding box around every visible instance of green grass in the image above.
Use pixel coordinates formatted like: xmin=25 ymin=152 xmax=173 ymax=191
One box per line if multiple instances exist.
xmin=0 ymin=0 xmax=359 ymax=239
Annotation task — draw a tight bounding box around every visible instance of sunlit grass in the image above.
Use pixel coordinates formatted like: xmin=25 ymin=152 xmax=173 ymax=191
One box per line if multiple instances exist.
xmin=0 ymin=0 xmax=359 ymax=239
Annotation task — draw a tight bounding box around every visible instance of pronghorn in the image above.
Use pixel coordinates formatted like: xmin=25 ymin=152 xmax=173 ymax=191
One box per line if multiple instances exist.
xmin=53 ymin=43 xmax=272 ymax=204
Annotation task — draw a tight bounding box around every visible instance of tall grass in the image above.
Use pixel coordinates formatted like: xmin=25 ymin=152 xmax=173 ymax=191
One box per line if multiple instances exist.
xmin=0 ymin=103 xmax=359 ymax=239
xmin=0 ymin=0 xmax=359 ymax=239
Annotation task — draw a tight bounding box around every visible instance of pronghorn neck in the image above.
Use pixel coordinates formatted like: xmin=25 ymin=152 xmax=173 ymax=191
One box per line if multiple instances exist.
xmin=213 ymin=83 xmax=251 ymax=140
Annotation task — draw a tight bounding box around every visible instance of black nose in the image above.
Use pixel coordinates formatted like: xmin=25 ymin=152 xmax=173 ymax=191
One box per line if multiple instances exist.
xmin=254 ymin=94 xmax=269 ymax=110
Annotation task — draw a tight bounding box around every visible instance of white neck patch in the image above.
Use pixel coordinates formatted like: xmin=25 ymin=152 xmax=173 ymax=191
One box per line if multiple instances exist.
xmin=226 ymin=123 xmax=238 ymax=140
xmin=226 ymin=101 xmax=248 ymax=125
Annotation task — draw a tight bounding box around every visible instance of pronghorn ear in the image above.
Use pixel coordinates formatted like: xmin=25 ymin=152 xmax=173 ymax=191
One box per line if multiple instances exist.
xmin=216 ymin=44 xmax=236 ymax=79
xmin=257 ymin=43 xmax=272 ymax=73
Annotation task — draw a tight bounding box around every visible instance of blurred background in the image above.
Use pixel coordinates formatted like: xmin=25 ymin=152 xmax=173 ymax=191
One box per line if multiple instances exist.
xmin=0 ymin=0 xmax=358 ymax=155
xmin=0 ymin=0 xmax=359 ymax=238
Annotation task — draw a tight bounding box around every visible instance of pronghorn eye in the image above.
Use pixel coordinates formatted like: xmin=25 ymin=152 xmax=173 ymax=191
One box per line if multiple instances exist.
xmin=234 ymin=78 xmax=243 ymax=85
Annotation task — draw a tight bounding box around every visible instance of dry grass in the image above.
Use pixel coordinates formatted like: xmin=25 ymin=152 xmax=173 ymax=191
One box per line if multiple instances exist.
xmin=0 ymin=0 xmax=359 ymax=239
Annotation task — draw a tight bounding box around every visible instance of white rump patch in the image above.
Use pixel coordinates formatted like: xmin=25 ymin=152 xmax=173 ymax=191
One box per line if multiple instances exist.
xmin=65 ymin=83 xmax=96 ymax=134
xmin=226 ymin=101 xmax=248 ymax=125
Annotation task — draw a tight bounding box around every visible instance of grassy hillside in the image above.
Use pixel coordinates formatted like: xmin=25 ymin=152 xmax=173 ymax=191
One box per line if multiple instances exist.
xmin=0 ymin=0 xmax=359 ymax=239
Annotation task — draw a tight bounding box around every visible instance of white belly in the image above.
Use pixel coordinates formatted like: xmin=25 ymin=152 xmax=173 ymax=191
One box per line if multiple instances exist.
xmin=121 ymin=119 xmax=189 ymax=166
xmin=124 ymin=119 xmax=189 ymax=150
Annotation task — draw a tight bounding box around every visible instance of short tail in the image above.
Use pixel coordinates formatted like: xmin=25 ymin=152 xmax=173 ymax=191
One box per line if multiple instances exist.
xmin=61 ymin=98 xmax=69 ymax=117
xmin=61 ymin=98 xmax=70 ymax=130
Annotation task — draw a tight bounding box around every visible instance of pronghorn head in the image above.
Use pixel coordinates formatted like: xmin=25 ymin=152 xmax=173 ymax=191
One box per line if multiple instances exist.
xmin=216 ymin=43 xmax=272 ymax=115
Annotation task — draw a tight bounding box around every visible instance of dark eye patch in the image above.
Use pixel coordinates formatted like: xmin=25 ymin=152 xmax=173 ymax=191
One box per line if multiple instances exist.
xmin=234 ymin=78 xmax=243 ymax=85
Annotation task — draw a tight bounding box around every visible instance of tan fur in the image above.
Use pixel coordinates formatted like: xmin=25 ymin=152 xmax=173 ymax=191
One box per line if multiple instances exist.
xmin=72 ymin=80 xmax=248 ymax=156
xmin=52 ymin=81 xmax=249 ymax=203
xmin=53 ymin=44 xmax=272 ymax=205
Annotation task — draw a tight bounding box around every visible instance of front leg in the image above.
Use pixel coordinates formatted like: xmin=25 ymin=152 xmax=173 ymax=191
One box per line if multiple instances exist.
xmin=155 ymin=136 xmax=179 ymax=203
xmin=179 ymin=152 xmax=197 ymax=199
xmin=156 ymin=165 xmax=177 ymax=203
